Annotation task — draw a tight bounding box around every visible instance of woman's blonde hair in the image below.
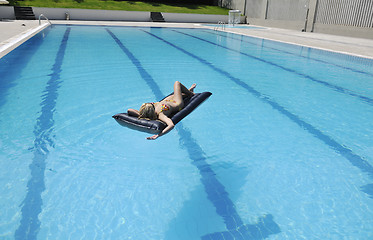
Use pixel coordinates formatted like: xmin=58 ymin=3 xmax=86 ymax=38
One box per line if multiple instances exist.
xmin=139 ymin=103 xmax=157 ymax=120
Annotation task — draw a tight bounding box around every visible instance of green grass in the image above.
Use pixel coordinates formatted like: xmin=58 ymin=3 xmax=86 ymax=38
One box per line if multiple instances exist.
xmin=13 ymin=0 xmax=229 ymax=15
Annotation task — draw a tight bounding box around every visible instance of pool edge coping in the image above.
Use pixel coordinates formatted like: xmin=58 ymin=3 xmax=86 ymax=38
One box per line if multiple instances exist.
xmin=218 ymin=27 xmax=373 ymax=60
xmin=0 ymin=22 xmax=50 ymax=59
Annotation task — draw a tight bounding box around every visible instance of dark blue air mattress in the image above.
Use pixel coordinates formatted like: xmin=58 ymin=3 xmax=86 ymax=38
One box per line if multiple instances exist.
xmin=113 ymin=92 xmax=212 ymax=134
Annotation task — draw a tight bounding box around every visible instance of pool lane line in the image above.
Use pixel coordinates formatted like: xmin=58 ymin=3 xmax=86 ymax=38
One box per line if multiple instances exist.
xmin=173 ymin=30 xmax=373 ymax=107
xmin=176 ymin=123 xmax=281 ymax=239
xmin=0 ymin=27 xmax=52 ymax=110
xmin=105 ymin=29 xmax=163 ymax=99
xmin=204 ymin=30 xmax=373 ymax=78
xmin=106 ymin=28 xmax=281 ymax=239
xmin=15 ymin=27 xmax=71 ymax=240
xmin=141 ymin=30 xmax=373 ymax=181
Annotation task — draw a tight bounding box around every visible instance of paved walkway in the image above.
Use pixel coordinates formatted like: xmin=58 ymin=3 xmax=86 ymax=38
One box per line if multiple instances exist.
xmin=220 ymin=25 xmax=373 ymax=59
xmin=0 ymin=20 xmax=48 ymax=58
xmin=1 ymin=20 xmax=373 ymax=59
xmin=0 ymin=20 xmax=40 ymax=44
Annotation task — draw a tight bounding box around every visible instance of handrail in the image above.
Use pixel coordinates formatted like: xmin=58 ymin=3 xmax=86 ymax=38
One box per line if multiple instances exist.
xmin=214 ymin=21 xmax=226 ymax=31
xmin=39 ymin=14 xmax=52 ymax=26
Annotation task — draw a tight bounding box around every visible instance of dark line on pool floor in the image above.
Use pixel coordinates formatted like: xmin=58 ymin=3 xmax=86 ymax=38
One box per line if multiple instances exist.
xmin=106 ymin=28 xmax=163 ymax=99
xmin=141 ymin=29 xmax=373 ymax=181
xmin=0 ymin=28 xmax=52 ymax=110
xmin=203 ymin=30 xmax=373 ymax=78
xmin=173 ymin=30 xmax=373 ymax=107
xmin=177 ymin=123 xmax=281 ymax=239
xmin=15 ymin=27 xmax=71 ymax=240
xmin=107 ymin=28 xmax=281 ymax=239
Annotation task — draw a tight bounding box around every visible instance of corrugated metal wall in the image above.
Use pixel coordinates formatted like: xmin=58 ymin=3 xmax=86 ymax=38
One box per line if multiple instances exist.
xmin=243 ymin=0 xmax=373 ymax=28
xmin=315 ymin=0 xmax=373 ymax=28
xmin=245 ymin=0 xmax=264 ymax=18
xmin=266 ymin=0 xmax=309 ymax=21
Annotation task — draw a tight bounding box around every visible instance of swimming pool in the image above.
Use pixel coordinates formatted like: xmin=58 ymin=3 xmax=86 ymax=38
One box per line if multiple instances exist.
xmin=203 ymin=24 xmax=265 ymax=29
xmin=1 ymin=24 xmax=372 ymax=239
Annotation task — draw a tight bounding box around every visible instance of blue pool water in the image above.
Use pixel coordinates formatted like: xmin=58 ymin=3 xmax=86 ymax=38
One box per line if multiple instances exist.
xmin=0 ymin=25 xmax=373 ymax=240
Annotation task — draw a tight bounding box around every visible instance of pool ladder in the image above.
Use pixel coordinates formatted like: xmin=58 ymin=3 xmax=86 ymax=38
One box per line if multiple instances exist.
xmin=38 ymin=14 xmax=52 ymax=26
xmin=214 ymin=21 xmax=226 ymax=31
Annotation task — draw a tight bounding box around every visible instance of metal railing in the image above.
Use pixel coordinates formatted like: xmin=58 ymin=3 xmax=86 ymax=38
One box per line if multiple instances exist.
xmin=38 ymin=14 xmax=52 ymax=26
xmin=214 ymin=21 xmax=226 ymax=31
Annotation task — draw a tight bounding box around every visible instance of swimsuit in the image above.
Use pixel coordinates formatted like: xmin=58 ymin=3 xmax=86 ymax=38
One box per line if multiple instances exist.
xmin=160 ymin=103 xmax=170 ymax=112
xmin=159 ymin=99 xmax=183 ymax=113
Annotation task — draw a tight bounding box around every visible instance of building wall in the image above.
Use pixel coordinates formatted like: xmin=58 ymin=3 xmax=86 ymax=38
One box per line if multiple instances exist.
xmin=0 ymin=6 xmax=15 ymax=19
xmin=32 ymin=7 xmax=151 ymax=21
xmin=266 ymin=0 xmax=309 ymax=21
xmin=0 ymin=6 xmax=240 ymax=23
xmin=222 ymin=0 xmax=373 ymax=39
xmin=315 ymin=0 xmax=373 ymax=28
xmin=245 ymin=0 xmax=264 ymax=18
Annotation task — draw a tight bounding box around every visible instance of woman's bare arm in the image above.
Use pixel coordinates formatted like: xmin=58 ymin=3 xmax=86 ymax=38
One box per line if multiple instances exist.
xmin=128 ymin=108 xmax=140 ymax=117
xmin=147 ymin=113 xmax=174 ymax=140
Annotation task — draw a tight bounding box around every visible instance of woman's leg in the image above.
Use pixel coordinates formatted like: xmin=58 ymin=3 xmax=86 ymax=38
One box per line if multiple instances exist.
xmin=174 ymin=81 xmax=196 ymax=101
xmin=173 ymin=81 xmax=195 ymax=109
xmin=173 ymin=81 xmax=195 ymax=105
xmin=189 ymin=83 xmax=196 ymax=93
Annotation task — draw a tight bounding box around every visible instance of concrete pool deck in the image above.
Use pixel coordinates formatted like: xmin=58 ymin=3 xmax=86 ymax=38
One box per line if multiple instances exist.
xmin=0 ymin=20 xmax=49 ymax=58
xmin=1 ymin=20 xmax=373 ymax=59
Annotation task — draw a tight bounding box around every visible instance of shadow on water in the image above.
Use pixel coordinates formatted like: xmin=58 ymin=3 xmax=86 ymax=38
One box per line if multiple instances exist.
xmin=163 ymin=123 xmax=280 ymax=239
xmin=164 ymin=157 xmax=249 ymax=239
xmin=107 ymin=26 xmax=279 ymax=239
xmin=361 ymin=184 xmax=373 ymax=199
